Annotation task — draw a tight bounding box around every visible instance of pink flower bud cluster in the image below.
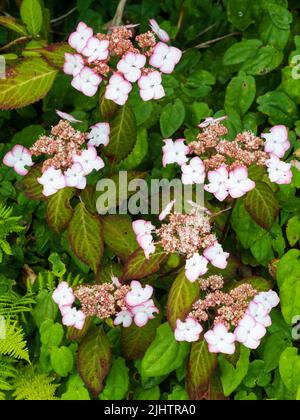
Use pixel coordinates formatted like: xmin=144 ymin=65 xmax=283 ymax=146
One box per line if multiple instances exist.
xmin=174 ymin=276 xmax=280 ymax=355
xmin=52 ymin=280 xmax=159 ymax=330
xmin=162 ymin=118 xmax=293 ymax=202
xmin=64 ymin=20 xmax=182 ymax=103
xmin=133 ymin=205 xmax=229 ymax=283
xmin=3 ymin=116 xmax=110 ymax=197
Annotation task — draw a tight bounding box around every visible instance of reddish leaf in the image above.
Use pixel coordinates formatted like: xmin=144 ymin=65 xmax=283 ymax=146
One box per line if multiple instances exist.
xmin=121 ymin=247 xmax=167 ymax=281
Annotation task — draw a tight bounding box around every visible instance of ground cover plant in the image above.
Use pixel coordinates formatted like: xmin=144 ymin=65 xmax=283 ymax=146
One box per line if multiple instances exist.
xmin=0 ymin=0 xmax=300 ymax=401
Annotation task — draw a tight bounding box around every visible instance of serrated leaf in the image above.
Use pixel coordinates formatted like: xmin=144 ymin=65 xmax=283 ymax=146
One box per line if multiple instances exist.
xmin=22 ymin=165 xmax=45 ymax=201
xmin=0 ymin=16 xmax=28 ymax=35
xmin=20 ymin=0 xmax=43 ymax=36
xmin=102 ymin=215 xmax=138 ymax=261
xmin=0 ymin=58 xmax=58 ymax=110
xmin=186 ymin=339 xmax=217 ymax=400
xmin=118 ymin=128 xmax=148 ymax=170
xmin=121 ymin=247 xmax=167 ymax=281
xmin=104 ymin=103 xmax=137 ymax=163
xmin=223 ymin=39 xmax=262 ymax=66
xmin=244 ymin=181 xmax=279 ymax=229
xmin=241 ymin=46 xmax=283 ymax=75
xmin=99 ymin=89 xmax=119 ymax=120
xmin=121 ymin=311 xmax=162 ymax=360
xmin=77 ymin=327 xmax=112 ymax=398
xmin=36 ymin=43 xmax=74 ymax=69
xmin=46 ymin=188 xmax=75 ymax=234
xmin=167 ymin=269 xmax=199 ymax=330
xmin=68 ymin=203 xmax=104 ymax=273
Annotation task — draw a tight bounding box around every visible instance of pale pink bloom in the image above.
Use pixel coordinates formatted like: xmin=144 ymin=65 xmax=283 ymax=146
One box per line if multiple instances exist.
xmin=144 ymin=243 xmax=156 ymax=260
xmin=62 ymin=307 xmax=86 ymax=330
xmin=185 ymin=253 xmax=209 ymax=283
xmin=117 ymin=52 xmax=146 ymax=83
xmin=56 ymin=109 xmax=82 ymax=123
xmin=203 ymin=243 xmax=229 ymax=270
xmin=37 ymin=167 xmax=66 ymax=197
xmin=72 ymin=67 xmax=102 ymax=97
xmin=114 ymin=310 xmax=133 ymax=328
xmin=246 ymin=301 xmax=272 ymax=328
xmin=68 ymin=22 xmax=93 ymax=53
xmin=204 ymin=166 xmax=229 ymax=202
xmin=159 ymin=200 xmax=176 ymax=221
xmin=138 ymin=71 xmax=165 ymax=101
xmin=174 ymin=318 xmax=203 ymax=342
xmin=136 ymin=233 xmax=155 ymax=259
xmin=52 ymin=282 xmax=75 ymax=309
xmin=234 ymin=315 xmax=266 ymax=350
xmin=227 ymin=166 xmax=255 ymax=198
xmin=88 ymin=123 xmax=110 ymax=147
xmin=132 ymin=220 xmax=155 ymax=237
xmin=253 ymin=290 xmax=280 ymax=313
xmin=125 ymin=280 xmax=153 ymax=307
xmin=149 ymin=42 xmax=182 ymax=74
xmin=131 ymin=299 xmax=159 ymax=327
xmin=105 ymin=73 xmax=132 ymax=105
xmin=64 ymin=163 xmax=86 ymax=190
xmin=149 ymin=19 xmax=170 ymax=42
xmin=73 ymin=146 xmax=105 ymax=175
xmin=198 ymin=116 xmax=227 ymax=128
xmin=266 ymin=154 xmax=292 ymax=185
xmin=82 ymin=37 xmax=109 ymax=63
xmin=3 ymin=145 xmax=33 ymax=176
xmin=181 ymin=157 xmax=205 ymax=185
xmin=162 ymin=139 xmax=189 ymax=167
xmin=63 ymin=53 xmax=84 ymax=77
xmin=204 ymin=323 xmax=236 ymax=355
xmin=261 ymin=125 xmax=290 ymax=158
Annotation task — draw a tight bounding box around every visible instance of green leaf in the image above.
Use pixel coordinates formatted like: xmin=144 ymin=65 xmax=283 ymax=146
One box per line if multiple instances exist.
xmin=243 ymin=360 xmax=271 ymax=388
xmin=32 ymin=290 xmax=58 ymax=328
xmin=120 ymin=310 xmax=162 ymax=360
xmin=134 ymin=386 xmax=160 ymax=400
xmin=186 ymin=339 xmax=217 ymax=400
xmin=225 ymin=73 xmax=256 ymax=116
xmin=102 ymin=215 xmax=138 ymax=261
xmin=99 ymin=357 xmax=129 ymax=400
xmin=241 ymin=46 xmax=283 ymax=75
xmin=104 ymin=104 xmax=137 ymax=163
xmin=68 ymin=203 xmax=104 ymax=273
xmin=286 ymin=216 xmax=300 ymax=246
xmin=121 ymin=247 xmax=167 ymax=281
xmin=50 ymin=346 xmax=74 ymax=377
xmin=257 ymin=91 xmax=298 ymax=127
xmin=61 ymin=374 xmax=90 ymax=400
xmin=227 ymin=0 xmax=253 ymax=30
xmin=167 ymin=269 xmax=199 ymax=330
xmin=0 ymin=16 xmax=28 ymax=35
xmin=40 ymin=320 xmax=64 ymax=349
xmin=99 ymin=89 xmax=119 ymax=120
xmin=0 ymin=58 xmax=58 ymax=110
xmin=244 ymin=181 xmax=279 ymax=230
xmin=77 ymin=327 xmax=112 ymax=398
xmin=223 ymin=39 xmax=262 ymax=66
xmin=279 ymin=347 xmax=300 ymax=394
xmin=141 ymin=323 xmax=190 ymax=378
xmin=67 ymin=317 xmax=93 ymax=342
xmin=263 ymin=331 xmax=292 ymax=372
xmin=20 ymin=0 xmax=43 ymax=36
xmin=49 ymin=253 xmax=66 ymax=278
xmin=219 ymin=345 xmax=250 ymax=397
xmin=160 ymin=98 xmax=186 ymax=138
xmin=46 ymin=188 xmax=75 ymax=234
